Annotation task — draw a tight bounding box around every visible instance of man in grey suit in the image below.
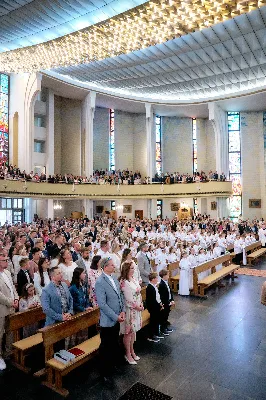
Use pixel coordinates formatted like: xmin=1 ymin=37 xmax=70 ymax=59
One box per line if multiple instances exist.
xmin=95 ymin=257 xmax=125 ymax=381
xmin=137 ymin=243 xmax=152 ymax=286
xmin=76 ymin=247 xmax=90 ymax=284
xmin=41 ymin=266 xmax=73 ymax=326
xmin=0 ymin=252 xmax=19 ymax=370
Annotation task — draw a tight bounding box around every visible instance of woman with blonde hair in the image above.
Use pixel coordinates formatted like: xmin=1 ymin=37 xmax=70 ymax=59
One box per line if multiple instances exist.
xmin=121 ymin=248 xmax=141 ymax=284
xmin=120 ymin=261 xmax=143 ymax=365
xmin=58 ymin=249 xmax=78 ymax=286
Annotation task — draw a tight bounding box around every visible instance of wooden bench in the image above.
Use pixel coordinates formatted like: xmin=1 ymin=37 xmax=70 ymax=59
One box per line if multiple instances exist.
xmin=40 ymin=307 xmax=150 ymax=397
xmin=167 ymin=261 xmax=180 ymax=293
xmin=246 ymin=241 xmax=266 ymax=265
xmin=39 ymin=308 xmax=100 ymax=397
xmin=193 ymin=254 xmax=238 ymax=298
xmin=7 ymin=306 xmax=46 ymax=373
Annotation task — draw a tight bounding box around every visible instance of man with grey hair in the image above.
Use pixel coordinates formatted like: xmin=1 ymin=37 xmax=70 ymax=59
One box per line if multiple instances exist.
xmin=95 ymin=257 xmax=125 ymax=383
xmin=137 ymin=243 xmax=152 ymax=286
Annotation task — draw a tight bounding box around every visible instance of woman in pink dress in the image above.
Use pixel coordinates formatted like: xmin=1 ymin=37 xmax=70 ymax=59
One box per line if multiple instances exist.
xmin=120 ymin=261 xmax=144 ymax=365
xmin=87 ymin=255 xmax=102 ymax=306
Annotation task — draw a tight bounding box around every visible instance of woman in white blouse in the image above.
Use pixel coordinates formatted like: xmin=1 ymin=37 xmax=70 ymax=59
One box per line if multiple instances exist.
xmin=34 ymin=258 xmax=50 ymax=297
xmin=121 ymin=249 xmax=141 ymax=285
xmin=58 ymin=249 xmax=78 ymax=286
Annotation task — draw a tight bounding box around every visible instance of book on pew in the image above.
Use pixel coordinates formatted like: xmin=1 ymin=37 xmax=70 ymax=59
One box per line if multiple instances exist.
xmin=54 ymin=349 xmax=76 ymax=364
xmin=68 ymin=348 xmax=85 ymax=357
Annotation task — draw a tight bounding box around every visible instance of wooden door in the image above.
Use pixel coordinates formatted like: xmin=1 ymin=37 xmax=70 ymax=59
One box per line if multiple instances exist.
xmin=135 ymin=210 xmax=143 ymax=219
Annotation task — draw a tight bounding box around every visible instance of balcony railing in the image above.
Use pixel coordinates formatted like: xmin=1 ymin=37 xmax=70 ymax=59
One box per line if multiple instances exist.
xmin=0 ymin=179 xmax=232 ymax=199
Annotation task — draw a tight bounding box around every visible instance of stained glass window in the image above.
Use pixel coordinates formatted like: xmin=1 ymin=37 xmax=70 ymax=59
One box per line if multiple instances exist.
xmin=0 ymin=74 xmax=9 ymax=164
xmin=157 ymin=199 xmax=162 ymax=218
xmin=109 ymin=109 xmax=115 ymax=171
xmin=192 ymin=118 xmax=197 ymax=174
xmin=228 ymin=112 xmax=241 ymax=218
xmin=155 ymin=116 xmax=162 ymax=175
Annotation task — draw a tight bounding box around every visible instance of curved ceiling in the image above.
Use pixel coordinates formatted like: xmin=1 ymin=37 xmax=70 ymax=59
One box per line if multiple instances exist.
xmin=0 ymin=0 xmax=146 ymax=52
xmin=48 ymin=7 xmax=266 ymax=102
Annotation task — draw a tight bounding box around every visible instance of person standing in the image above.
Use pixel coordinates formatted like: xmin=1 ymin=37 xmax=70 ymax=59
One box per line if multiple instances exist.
xmin=95 ymin=257 xmax=125 ymax=382
xmin=120 ymin=261 xmax=143 ymax=365
xmin=137 ymin=243 xmax=152 ymax=286
xmin=0 ymin=252 xmax=19 ymax=370
xmin=146 ymin=272 xmax=164 ymax=342
xmin=41 ymin=266 xmax=73 ymax=326
xmin=158 ymin=269 xmax=174 ymax=335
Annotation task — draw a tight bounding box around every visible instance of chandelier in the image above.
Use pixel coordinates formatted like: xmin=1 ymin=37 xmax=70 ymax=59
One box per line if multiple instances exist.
xmin=0 ymin=0 xmax=264 ymax=73
xmin=53 ymin=201 xmax=62 ymax=210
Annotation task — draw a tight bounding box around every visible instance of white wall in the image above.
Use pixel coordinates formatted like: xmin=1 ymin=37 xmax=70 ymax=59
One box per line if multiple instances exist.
xmin=162 ymin=117 xmax=192 ymax=174
xmin=241 ymin=112 xmax=264 ymax=219
xmin=60 ymin=98 xmax=81 ymax=175
xmin=133 ymin=114 xmax=147 ymax=178
xmin=206 ymin=120 xmax=216 ymax=173
xmin=115 ymin=111 xmax=134 ymax=171
xmin=93 ymin=107 xmax=109 ymax=171
xmin=54 ymin=95 xmax=62 ymax=175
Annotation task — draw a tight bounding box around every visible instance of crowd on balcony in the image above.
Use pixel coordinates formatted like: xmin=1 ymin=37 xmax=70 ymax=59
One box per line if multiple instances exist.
xmin=0 ymin=163 xmax=227 ymax=185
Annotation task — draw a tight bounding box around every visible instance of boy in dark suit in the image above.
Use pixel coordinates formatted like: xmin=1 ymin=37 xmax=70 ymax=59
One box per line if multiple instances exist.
xmin=158 ymin=269 xmax=175 ymax=335
xmin=17 ymin=258 xmax=33 ymax=296
xmin=146 ymin=272 xmax=164 ymax=343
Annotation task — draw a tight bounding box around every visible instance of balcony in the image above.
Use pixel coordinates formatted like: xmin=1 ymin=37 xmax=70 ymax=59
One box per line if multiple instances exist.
xmin=0 ymin=180 xmax=232 ymax=199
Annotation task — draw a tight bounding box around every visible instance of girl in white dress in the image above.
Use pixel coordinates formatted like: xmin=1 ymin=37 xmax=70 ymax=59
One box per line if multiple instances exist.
xmin=197 ymin=248 xmax=207 ymax=279
xmin=19 ymin=283 xmax=41 ymax=337
xmin=213 ymin=242 xmax=222 ymax=271
xmin=58 ymin=249 xmax=78 ymax=287
xmin=33 ymin=257 xmax=50 ymax=297
xmin=179 ymin=252 xmax=191 ymax=296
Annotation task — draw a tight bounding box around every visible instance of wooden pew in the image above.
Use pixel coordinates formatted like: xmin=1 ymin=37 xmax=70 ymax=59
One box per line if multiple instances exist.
xmin=246 ymin=241 xmax=266 ymax=266
xmin=167 ymin=261 xmax=180 ymax=293
xmin=39 ymin=308 xmax=100 ymax=397
xmin=226 ymin=243 xmax=234 ymax=252
xmin=39 ymin=307 xmax=150 ymax=396
xmin=7 ymin=307 xmax=46 ymax=373
xmin=193 ymin=254 xmax=238 ymax=298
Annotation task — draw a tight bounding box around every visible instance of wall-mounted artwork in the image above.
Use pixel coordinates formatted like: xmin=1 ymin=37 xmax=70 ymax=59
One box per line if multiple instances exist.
xmin=123 ymin=205 xmax=132 ymax=213
xmin=211 ymin=201 xmax=217 ymax=211
xmin=170 ymin=203 xmax=180 ymax=211
xmin=249 ymin=199 xmax=261 ymax=208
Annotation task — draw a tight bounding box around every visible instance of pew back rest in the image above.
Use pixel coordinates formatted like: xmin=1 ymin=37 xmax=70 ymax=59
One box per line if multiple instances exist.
xmin=141 ymin=286 xmax=146 ymax=302
xmin=39 ymin=308 xmax=100 ymax=351
xmin=193 ymin=254 xmax=231 ymax=276
xmin=7 ymin=307 xmax=45 ymax=333
xmin=245 ymin=241 xmax=261 ymax=253
xmin=167 ymin=261 xmax=180 ymax=278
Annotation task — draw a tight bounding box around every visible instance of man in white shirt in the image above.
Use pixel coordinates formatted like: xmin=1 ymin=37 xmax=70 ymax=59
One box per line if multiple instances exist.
xmin=97 ymin=240 xmax=112 ymax=258
xmin=0 ymin=252 xmax=19 ymax=370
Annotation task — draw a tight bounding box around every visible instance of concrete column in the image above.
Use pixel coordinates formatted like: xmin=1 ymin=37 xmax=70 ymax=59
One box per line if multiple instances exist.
xmin=24 ymin=198 xmax=33 ymax=223
xmin=83 ymin=199 xmax=93 ymax=220
xmin=208 ymin=103 xmax=229 ymax=177
xmin=217 ymin=197 xmax=230 ymax=219
xmin=81 ymin=92 xmax=96 ymax=178
xmin=9 ymin=73 xmax=42 ymax=172
xmin=145 ymin=103 xmax=154 ymax=180
xmin=46 ymin=89 xmax=54 ymax=176
xmin=47 ymin=199 xmax=54 ymax=220
xmin=147 ymin=199 xmax=157 ymax=220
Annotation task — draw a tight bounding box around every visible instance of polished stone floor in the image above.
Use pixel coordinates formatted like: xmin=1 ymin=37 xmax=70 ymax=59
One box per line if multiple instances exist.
xmin=1 ymin=262 xmax=266 ymax=400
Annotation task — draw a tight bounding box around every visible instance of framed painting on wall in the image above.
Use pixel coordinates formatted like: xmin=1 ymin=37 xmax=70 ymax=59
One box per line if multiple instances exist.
xmin=170 ymin=203 xmax=180 ymax=211
xmin=211 ymin=201 xmax=217 ymax=211
xmin=249 ymin=199 xmax=261 ymax=208
xmin=123 ymin=205 xmax=132 ymax=213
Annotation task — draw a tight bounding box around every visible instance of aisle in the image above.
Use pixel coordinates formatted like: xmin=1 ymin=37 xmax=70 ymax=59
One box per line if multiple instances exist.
xmin=1 ymin=273 xmax=266 ymax=400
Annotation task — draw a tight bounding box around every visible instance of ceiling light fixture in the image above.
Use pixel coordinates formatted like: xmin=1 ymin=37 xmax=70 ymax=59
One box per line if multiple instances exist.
xmin=0 ymin=0 xmax=263 ymax=73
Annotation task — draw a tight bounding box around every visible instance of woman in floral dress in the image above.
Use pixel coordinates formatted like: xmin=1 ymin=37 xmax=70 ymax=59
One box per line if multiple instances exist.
xmin=120 ymin=261 xmax=144 ymax=364
xmin=87 ymin=255 xmax=102 ymax=306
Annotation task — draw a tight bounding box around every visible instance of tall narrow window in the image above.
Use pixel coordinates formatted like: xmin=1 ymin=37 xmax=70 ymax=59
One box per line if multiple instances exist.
xmin=228 ymin=112 xmax=242 ymax=219
xmin=110 ymin=200 xmax=116 ymax=211
xmin=155 ymin=116 xmax=162 ymax=175
xmin=109 ymin=109 xmax=115 ymax=171
xmin=192 ymin=118 xmax=197 ymax=174
xmin=157 ymin=199 xmax=162 ymax=218
xmin=0 ymin=74 xmax=9 ymax=164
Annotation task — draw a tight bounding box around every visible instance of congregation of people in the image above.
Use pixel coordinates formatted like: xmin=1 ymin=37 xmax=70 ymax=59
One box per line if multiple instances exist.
xmin=0 ymin=163 xmax=227 ymax=186
xmin=0 ymin=213 xmax=265 ymax=379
